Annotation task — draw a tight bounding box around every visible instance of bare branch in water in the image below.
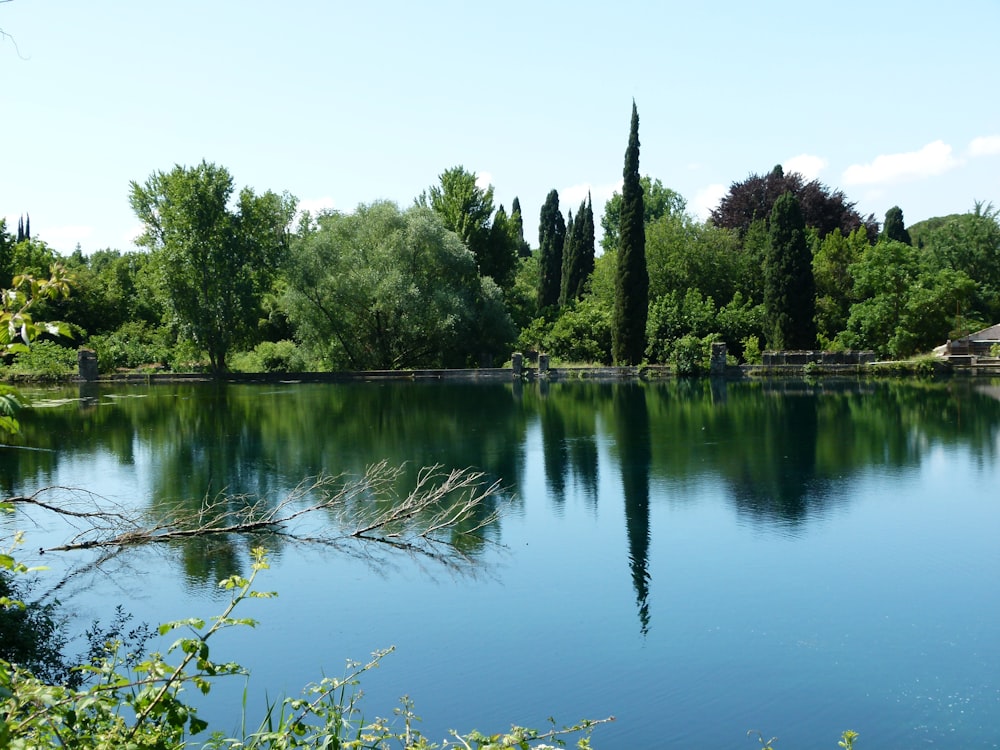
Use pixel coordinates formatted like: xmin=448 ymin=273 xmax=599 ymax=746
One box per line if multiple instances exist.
xmin=6 ymin=461 xmax=506 ymax=566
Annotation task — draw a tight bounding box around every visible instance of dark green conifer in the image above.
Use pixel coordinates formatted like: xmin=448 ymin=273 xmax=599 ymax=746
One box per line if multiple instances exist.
xmin=511 ymin=196 xmax=531 ymax=258
xmin=537 ymin=190 xmax=565 ymax=311
xmin=764 ymin=192 xmax=816 ymax=350
xmin=612 ymin=102 xmax=649 ymax=365
xmin=881 ymin=206 xmax=912 ymax=245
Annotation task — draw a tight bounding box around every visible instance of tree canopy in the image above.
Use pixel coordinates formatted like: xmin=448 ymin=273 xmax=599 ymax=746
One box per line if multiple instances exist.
xmin=711 ymin=164 xmax=878 ymax=241
xmin=283 ymin=202 xmax=513 ymax=370
xmin=129 ymin=161 xmax=296 ymax=373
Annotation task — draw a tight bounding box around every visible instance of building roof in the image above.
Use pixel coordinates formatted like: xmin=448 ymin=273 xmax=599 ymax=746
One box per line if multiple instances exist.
xmin=969 ymin=324 xmax=1000 ymax=342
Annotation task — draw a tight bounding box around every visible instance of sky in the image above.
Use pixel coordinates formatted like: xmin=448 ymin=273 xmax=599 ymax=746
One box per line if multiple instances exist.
xmin=2 ymin=0 xmax=999 ymax=255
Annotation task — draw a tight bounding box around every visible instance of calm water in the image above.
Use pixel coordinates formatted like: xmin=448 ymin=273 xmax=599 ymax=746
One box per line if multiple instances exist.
xmin=3 ymin=379 xmax=999 ymax=748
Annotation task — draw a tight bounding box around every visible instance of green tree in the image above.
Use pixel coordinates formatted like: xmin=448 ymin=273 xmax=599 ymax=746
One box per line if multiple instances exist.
xmin=612 ymin=102 xmax=649 ymax=365
xmin=560 ymin=194 xmax=595 ymax=306
xmin=881 ymin=205 xmax=912 ymax=245
xmin=510 ymin=196 xmax=532 ymax=258
xmin=812 ymin=226 xmax=870 ymax=345
xmin=284 ymin=202 xmax=513 ymax=370
xmin=537 ymin=189 xmax=565 ymax=312
xmin=843 ymin=239 xmax=975 ymax=357
xmin=917 ymin=202 xmax=1000 ymax=321
xmin=601 ymin=176 xmax=685 ymax=254
xmin=420 ymin=166 xmax=518 ymax=289
xmin=129 ymin=161 xmax=296 ymax=373
xmin=764 ymin=192 xmax=816 ymax=350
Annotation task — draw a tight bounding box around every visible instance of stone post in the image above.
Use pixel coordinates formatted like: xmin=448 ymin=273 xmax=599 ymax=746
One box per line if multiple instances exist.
xmin=512 ymin=352 xmax=523 ymax=376
xmin=710 ymin=342 xmax=727 ymax=376
xmin=78 ymin=348 xmax=98 ymax=381
xmin=538 ymin=354 xmax=550 ymax=374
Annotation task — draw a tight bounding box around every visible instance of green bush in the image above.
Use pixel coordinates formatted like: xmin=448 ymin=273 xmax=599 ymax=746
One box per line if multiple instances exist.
xmin=89 ymin=322 xmax=172 ymax=373
xmin=4 ymin=341 xmax=78 ymax=379
xmin=230 ymin=341 xmax=310 ymax=373
xmin=671 ymin=334 xmax=707 ymax=376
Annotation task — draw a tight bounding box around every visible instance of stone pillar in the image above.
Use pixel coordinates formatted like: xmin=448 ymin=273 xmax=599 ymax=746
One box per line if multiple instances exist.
xmin=512 ymin=352 xmax=523 ymax=376
xmin=78 ymin=348 xmax=98 ymax=381
xmin=538 ymin=354 xmax=550 ymax=374
xmin=710 ymin=342 xmax=727 ymax=376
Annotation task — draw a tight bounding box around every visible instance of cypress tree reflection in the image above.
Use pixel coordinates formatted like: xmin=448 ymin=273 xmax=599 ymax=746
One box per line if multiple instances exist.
xmin=613 ymin=383 xmax=652 ymax=635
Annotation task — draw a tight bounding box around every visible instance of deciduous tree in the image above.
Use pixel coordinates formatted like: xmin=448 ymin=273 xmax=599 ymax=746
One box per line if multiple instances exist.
xmin=601 ymin=176 xmax=685 ymax=254
xmin=711 ymin=165 xmax=877 ymax=241
xmin=284 ymin=202 xmax=513 ymax=370
xmin=129 ymin=161 xmax=295 ymax=373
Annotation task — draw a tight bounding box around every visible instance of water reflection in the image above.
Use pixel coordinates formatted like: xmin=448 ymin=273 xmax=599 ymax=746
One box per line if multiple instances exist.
xmin=613 ymin=384 xmax=652 ymax=634
xmin=6 ymin=379 xmax=1000 ymax=607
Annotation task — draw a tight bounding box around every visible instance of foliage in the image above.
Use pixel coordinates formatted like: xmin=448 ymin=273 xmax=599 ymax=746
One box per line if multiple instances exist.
xmin=284 ymin=202 xmax=513 ymax=370
xmin=671 ymin=333 xmax=709 ymax=376
xmin=229 ymin=340 xmax=311 ymax=374
xmin=130 ymin=161 xmax=297 ymax=373
xmin=645 ymin=211 xmax=746 ymax=305
xmin=4 ymin=340 xmax=77 ymax=379
xmin=600 ymin=176 xmax=686 ymax=254
xmin=612 ymin=102 xmax=649 ymax=366
xmin=0 ymin=570 xmax=73 ymax=687
xmin=842 ymin=239 xmax=975 ymax=357
xmin=914 ymin=201 xmax=1000 ymax=320
xmin=741 ymin=335 xmax=763 ymax=364
xmin=0 ymin=540 xmax=611 ymax=749
xmin=710 ymin=164 xmax=877 ymax=241
xmin=559 ymin=195 xmax=595 ymax=306
xmin=88 ymin=321 xmax=173 ymax=373
xmin=881 ymin=206 xmax=911 ymax=245
xmin=419 ymin=166 xmax=518 ymax=290
xmin=763 ymin=192 xmax=816 ymax=350
xmin=537 ymin=190 xmax=565 ymax=312
xmin=542 ymin=298 xmax=613 ymax=365
xmin=812 ymin=227 xmax=870 ymax=345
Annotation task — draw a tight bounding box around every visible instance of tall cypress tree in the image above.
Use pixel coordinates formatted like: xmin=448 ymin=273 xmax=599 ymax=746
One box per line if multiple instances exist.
xmin=580 ymin=193 xmax=595 ymax=289
xmin=612 ymin=102 xmax=649 ymax=365
xmin=24 ymin=214 xmax=30 ymax=241
xmin=559 ymin=208 xmax=577 ymax=307
xmin=559 ymin=195 xmax=595 ymax=305
xmin=511 ymin=196 xmax=531 ymax=258
xmin=537 ymin=189 xmax=565 ymax=311
xmin=16 ymin=216 xmax=24 ymax=243
xmin=764 ymin=191 xmax=816 ymax=350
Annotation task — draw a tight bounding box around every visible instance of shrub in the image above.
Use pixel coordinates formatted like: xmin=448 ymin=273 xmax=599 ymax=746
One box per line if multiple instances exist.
xmin=230 ymin=341 xmax=309 ymax=373
xmin=672 ymin=334 xmax=706 ymax=376
xmin=4 ymin=341 xmax=78 ymax=379
xmin=89 ymin=322 xmax=172 ymax=373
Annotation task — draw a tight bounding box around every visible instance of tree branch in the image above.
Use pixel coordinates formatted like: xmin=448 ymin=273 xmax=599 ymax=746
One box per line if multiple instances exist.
xmin=7 ymin=462 xmax=506 ymax=567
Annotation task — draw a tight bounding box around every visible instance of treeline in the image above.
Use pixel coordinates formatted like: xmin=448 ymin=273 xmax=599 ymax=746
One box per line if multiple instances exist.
xmin=1 ymin=108 xmax=999 ymax=376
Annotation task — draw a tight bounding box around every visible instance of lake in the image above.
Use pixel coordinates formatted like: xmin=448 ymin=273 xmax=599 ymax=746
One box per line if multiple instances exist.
xmin=3 ymin=378 xmax=999 ymax=748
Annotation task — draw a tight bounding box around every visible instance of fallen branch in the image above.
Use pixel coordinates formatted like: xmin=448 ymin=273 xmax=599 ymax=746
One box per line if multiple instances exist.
xmin=6 ymin=461 xmax=506 ymax=566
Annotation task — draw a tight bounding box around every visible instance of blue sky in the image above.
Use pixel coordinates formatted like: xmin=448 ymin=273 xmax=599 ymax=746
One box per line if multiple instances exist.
xmin=2 ymin=0 xmax=998 ymax=254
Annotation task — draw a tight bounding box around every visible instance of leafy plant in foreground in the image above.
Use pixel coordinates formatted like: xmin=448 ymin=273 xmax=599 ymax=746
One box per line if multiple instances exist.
xmin=0 ymin=543 xmax=612 ymax=748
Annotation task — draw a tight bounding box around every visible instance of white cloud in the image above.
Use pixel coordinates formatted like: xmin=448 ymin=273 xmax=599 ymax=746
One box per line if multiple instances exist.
xmin=968 ymin=135 xmax=1000 ymax=157
xmin=692 ymin=184 xmax=727 ymax=221
xmin=843 ymin=140 xmax=960 ymax=185
xmin=783 ymin=154 xmax=827 ymax=181
xmin=562 ymin=180 xmax=621 ymax=214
